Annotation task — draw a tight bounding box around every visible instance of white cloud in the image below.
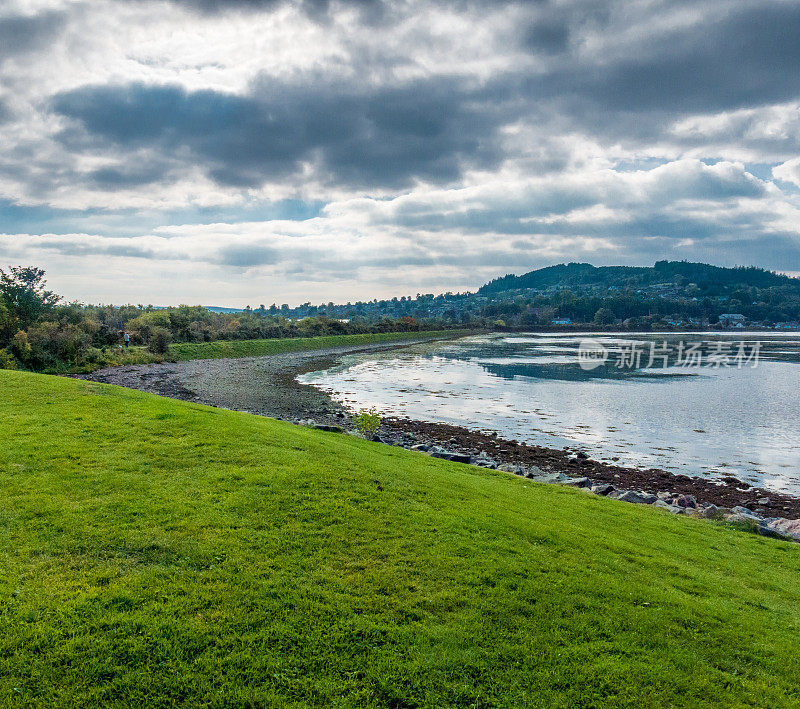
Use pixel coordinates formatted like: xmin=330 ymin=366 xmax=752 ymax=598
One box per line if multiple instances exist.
xmin=4 ymin=158 xmax=799 ymax=304
xmin=773 ymin=158 xmax=800 ymax=189
xmin=2 ymin=0 xmax=800 ymax=303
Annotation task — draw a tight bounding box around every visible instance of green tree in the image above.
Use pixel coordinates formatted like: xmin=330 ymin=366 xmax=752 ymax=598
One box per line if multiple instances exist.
xmin=593 ymin=307 xmax=615 ymax=325
xmin=0 ymin=266 xmax=61 ymax=332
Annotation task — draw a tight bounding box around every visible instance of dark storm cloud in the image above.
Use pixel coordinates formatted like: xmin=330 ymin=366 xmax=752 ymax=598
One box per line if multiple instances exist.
xmin=130 ymin=0 xmax=392 ymax=24
xmin=595 ymin=6 xmax=800 ymax=110
xmin=523 ymin=3 xmax=800 ymax=139
xmin=52 ymin=77 xmax=504 ymax=190
xmin=523 ymin=18 xmax=569 ymax=54
xmin=48 ymin=0 xmax=800 ymax=197
xmin=32 ymin=238 xmax=159 ymax=260
xmin=87 ymin=164 xmax=171 ymax=190
xmin=0 ymin=10 xmax=67 ymax=59
xmin=217 ymin=243 xmax=279 ymax=267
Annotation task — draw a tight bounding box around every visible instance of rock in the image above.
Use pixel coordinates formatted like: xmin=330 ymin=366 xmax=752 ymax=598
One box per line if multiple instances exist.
xmin=724 ymin=511 xmax=763 ymax=525
xmin=673 ymin=494 xmax=697 ymax=509
xmin=731 ymin=505 xmax=763 ymax=520
xmin=656 ymin=491 xmax=673 ymax=501
xmin=430 ymin=450 xmax=471 ymax=463
xmin=617 ymin=490 xmax=657 ymax=505
xmin=537 ymin=472 xmax=571 ymax=484
xmin=591 ymin=483 xmax=615 ymax=496
xmin=563 ymin=477 xmax=592 ymax=488
xmin=472 ymin=452 xmax=498 ymax=469
xmin=429 ymin=450 xmax=453 ymax=460
xmin=497 ymin=463 xmax=516 ymax=473
xmin=410 ymin=443 xmax=430 ymax=452
xmin=312 ymin=424 xmax=343 ymax=433
xmin=757 ymin=497 xmax=771 ymax=506
xmin=691 ymin=504 xmax=722 ymax=519
xmin=760 ymin=518 xmax=800 ymax=542
xmin=654 ymin=500 xmax=684 ymax=514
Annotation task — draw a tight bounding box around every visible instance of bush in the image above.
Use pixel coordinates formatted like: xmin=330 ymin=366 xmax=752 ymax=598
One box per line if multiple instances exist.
xmin=148 ymin=327 xmax=172 ymax=354
xmin=0 ymin=348 xmax=16 ymax=369
xmin=10 ymin=330 xmax=31 ymax=362
xmin=353 ymin=408 xmax=382 ymax=437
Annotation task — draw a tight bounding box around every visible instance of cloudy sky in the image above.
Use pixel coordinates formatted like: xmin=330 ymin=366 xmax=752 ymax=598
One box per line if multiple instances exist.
xmin=1 ymin=0 xmax=799 ymax=306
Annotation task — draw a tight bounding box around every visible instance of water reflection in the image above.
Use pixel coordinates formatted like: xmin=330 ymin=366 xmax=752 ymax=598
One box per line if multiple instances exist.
xmin=299 ymin=333 xmax=800 ymax=494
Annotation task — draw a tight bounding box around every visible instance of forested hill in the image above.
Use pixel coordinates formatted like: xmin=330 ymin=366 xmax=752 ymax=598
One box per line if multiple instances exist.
xmin=478 ymin=261 xmax=798 ymax=295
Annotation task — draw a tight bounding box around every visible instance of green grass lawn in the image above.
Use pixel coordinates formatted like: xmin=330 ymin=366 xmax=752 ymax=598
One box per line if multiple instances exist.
xmin=91 ymin=330 xmax=466 ymax=371
xmin=167 ymin=330 xmax=464 ymax=361
xmin=1 ymin=370 xmax=799 ymax=707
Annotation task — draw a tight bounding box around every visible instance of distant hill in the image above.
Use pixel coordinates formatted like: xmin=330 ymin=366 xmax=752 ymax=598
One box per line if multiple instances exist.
xmin=204 ymin=305 xmax=246 ymax=314
xmin=478 ymin=261 xmax=798 ymax=295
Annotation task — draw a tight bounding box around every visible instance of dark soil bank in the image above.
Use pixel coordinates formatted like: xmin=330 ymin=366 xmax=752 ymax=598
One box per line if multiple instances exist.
xmin=77 ymin=340 xmax=800 ymax=519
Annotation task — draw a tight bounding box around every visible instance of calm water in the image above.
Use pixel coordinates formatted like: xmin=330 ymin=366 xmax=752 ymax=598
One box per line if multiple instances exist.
xmin=299 ymin=333 xmax=800 ymax=494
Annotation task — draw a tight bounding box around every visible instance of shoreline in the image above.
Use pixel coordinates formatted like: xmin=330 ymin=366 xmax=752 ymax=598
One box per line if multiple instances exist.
xmin=76 ymin=336 xmax=800 ymax=523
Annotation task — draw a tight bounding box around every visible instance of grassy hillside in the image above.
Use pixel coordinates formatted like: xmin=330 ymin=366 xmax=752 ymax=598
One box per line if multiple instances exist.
xmin=1 ymin=370 xmax=799 ymax=707
xmin=167 ymin=330 xmax=462 ymax=361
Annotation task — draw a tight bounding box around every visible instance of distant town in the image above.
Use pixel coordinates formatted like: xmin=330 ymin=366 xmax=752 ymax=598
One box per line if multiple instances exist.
xmin=209 ymin=261 xmax=800 ymax=331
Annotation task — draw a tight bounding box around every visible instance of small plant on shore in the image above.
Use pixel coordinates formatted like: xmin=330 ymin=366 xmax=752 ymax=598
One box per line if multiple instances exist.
xmin=353 ymin=407 xmax=382 ymax=437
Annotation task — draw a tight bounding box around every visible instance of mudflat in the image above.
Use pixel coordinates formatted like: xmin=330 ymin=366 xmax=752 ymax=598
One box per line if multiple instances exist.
xmin=79 ymin=339 xmax=432 ymax=422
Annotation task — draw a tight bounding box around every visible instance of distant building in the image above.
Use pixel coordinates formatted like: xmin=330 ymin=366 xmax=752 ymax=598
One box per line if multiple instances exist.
xmin=718 ymin=313 xmax=746 ymax=328
xmin=552 ymin=318 xmax=572 ymax=325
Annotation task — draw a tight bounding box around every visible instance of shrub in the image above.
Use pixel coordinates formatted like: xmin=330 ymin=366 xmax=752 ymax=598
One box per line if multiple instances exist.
xmin=10 ymin=330 xmax=31 ymax=362
xmin=0 ymin=348 xmax=16 ymax=369
xmin=148 ymin=327 xmax=172 ymax=354
xmin=353 ymin=408 xmax=382 ymax=437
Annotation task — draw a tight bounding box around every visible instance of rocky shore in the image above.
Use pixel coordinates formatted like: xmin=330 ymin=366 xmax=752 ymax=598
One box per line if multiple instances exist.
xmin=77 ymin=340 xmax=800 ymax=544
xmin=368 ymin=418 xmax=800 ymax=542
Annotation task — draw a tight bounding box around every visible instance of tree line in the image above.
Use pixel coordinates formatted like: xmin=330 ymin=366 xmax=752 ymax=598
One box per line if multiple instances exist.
xmin=0 ymin=267 xmax=431 ymax=373
xmin=4 ymin=261 xmax=799 ymax=372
